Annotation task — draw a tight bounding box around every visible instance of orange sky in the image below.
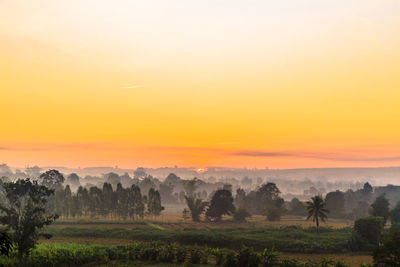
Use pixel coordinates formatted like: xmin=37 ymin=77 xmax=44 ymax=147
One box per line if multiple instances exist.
xmin=1 ymin=0 xmax=400 ymax=169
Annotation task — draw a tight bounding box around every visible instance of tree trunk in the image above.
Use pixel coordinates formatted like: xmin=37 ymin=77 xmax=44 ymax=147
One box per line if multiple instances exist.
xmin=316 ymin=216 xmax=319 ymax=234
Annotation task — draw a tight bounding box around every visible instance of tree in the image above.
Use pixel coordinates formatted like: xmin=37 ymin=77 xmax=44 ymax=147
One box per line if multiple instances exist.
xmin=354 ymin=216 xmax=384 ymax=245
xmin=265 ymin=198 xmax=285 ymax=221
xmin=390 ymin=201 xmax=400 ymax=225
xmin=66 ymin=173 xmax=80 ymax=187
xmin=0 ymin=179 xmax=58 ymax=260
xmin=40 ymin=169 xmax=65 ymax=190
xmin=373 ymin=230 xmax=400 ymax=266
xmin=159 ymin=182 xmax=176 ymax=204
xmin=306 ymin=195 xmax=329 ymax=233
xmin=325 ymin=190 xmax=345 ymax=218
xmin=205 ymin=189 xmax=235 ymax=222
xmin=183 ymin=178 xmax=200 ymax=197
xmin=288 ymin=198 xmax=306 ymax=216
xmin=233 ymin=206 xmax=251 ymax=222
xmin=185 ymin=195 xmax=208 ymax=222
xmin=371 ymin=194 xmax=390 ymax=225
xmin=147 ymin=188 xmax=164 ymax=217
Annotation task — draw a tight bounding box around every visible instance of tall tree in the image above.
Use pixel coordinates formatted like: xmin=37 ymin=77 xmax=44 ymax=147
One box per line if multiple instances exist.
xmin=40 ymin=169 xmax=65 ymax=190
xmin=185 ymin=195 xmax=208 ymax=222
xmin=147 ymin=188 xmax=164 ymax=217
xmin=371 ymin=194 xmax=390 ymax=225
xmin=0 ymin=179 xmax=58 ymax=260
xmin=206 ymin=189 xmax=235 ymax=222
xmin=325 ymin=190 xmax=345 ymax=218
xmin=306 ymin=195 xmax=329 ymax=233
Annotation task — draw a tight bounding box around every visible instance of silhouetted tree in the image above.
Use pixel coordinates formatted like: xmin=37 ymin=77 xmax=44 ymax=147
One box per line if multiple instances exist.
xmin=40 ymin=169 xmax=65 ymax=190
xmin=185 ymin=195 xmax=208 ymax=222
xmin=206 ymin=189 xmax=235 ymax=222
xmin=147 ymin=188 xmax=164 ymax=217
xmin=325 ymin=190 xmax=345 ymax=218
xmin=371 ymin=194 xmax=390 ymax=225
xmin=306 ymin=195 xmax=329 ymax=233
xmin=0 ymin=179 xmax=58 ymax=260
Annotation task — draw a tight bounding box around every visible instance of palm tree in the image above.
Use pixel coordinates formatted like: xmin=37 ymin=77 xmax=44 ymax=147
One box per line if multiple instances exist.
xmin=184 ymin=195 xmax=208 ymax=222
xmin=306 ymin=195 xmax=329 ymax=233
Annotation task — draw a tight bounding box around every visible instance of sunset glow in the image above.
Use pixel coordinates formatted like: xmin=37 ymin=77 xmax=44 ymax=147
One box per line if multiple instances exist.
xmin=1 ymin=0 xmax=400 ymax=169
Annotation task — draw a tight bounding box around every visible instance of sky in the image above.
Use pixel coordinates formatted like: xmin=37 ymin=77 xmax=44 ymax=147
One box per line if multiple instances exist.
xmin=1 ymin=0 xmax=400 ymax=169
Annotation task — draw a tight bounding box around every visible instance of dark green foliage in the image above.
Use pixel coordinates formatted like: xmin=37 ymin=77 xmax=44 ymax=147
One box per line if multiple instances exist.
xmin=206 ymin=189 xmax=235 ymax=221
xmin=373 ymin=230 xmax=400 ymax=266
xmin=390 ymin=201 xmax=400 ymax=225
xmin=370 ymin=194 xmax=390 ymax=224
xmin=0 ymin=179 xmax=58 ymax=259
xmin=223 ymin=251 xmax=237 ymax=267
xmin=0 ymin=231 xmax=12 ymax=257
xmin=306 ymin=195 xmax=329 ymax=233
xmin=0 ymin=241 xmax=361 ymax=267
xmin=237 ymin=246 xmax=259 ymax=267
xmin=233 ymin=206 xmax=252 ymax=222
xmin=354 ymin=216 xmax=384 ymax=245
xmin=188 ymin=245 xmax=202 ymax=264
xmin=260 ymin=248 xmax=279 ymax=267
xmin=42 ymin=225 xmax=353 ymax=253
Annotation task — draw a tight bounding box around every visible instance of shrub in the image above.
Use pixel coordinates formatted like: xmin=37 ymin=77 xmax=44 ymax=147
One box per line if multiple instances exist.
xmin=175 ymin=245 xmax=187 ymax=263
xmin=373 ymin=230 xmax=400 ymax=266
xmin=237 ymin=246 xmax=259 ymax=267
xmin=212 ymin=248 xmax=224 ymax=266
xmin=223 ymin=251 xmax=237 ymax=267
xmin=233 ymin=206 xmax=252 ymax=222
xmin=189 ymin=245 xmax=202 ymax=264
xmin=354 ymin=216 xmax=384 ymax=245
xmin=260 ymin=248 xmax=280 ymax=267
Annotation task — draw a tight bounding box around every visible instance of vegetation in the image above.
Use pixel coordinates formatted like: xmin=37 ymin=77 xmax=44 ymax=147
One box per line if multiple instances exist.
xmin=205 ymin=189 xmax=235 ymax=222
xmin=373 ymin=230 xmax=400 ymax=266
xmin=0 ymin=179 xmax=58 ymax=260
xmin=0 ymin=241 xmax=360 ymax=267
xmin=370 ymin=195 xmax=390 ymax=225
xmin=184 ymin=196 xmax=208 ymax=222
xmin=306 ymin=195 xmax=329 ymax=233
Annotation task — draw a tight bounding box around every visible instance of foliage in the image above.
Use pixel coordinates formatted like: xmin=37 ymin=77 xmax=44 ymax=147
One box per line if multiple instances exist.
xmin=147 ymin=188 xmax=164 ymax=216
xmin=0 ymin=179 xmax=58 ymax=259
xmin=0 ymin=231 xmax=12 ymax=257
xmin=288 ymin=198 xmax=306 ymax=216
xmin=390 ymin=200 xmax=400 ymax=225
xmin=306 ymin=195 xmax=329 ymax=233
xmin=233 ymin=206 xmax=251 ymax=222
xmin=184 ymin=195 xmax=208 ymax=222
xmin=325 ymin=190 xmax=345 ymax=218
xmin=260 ymin=248 xmax=279 ymax=267
xmin=237 ymin=246 xmax=259 ymax=267
xmin=354 ymin=216 xmax=384 ymax=245
xmin=42 ymin=225 xmax=353 ymax=253
xmin=265 ymin=198 xmax=286 ymax=221
xmin=370 ymin=194 xmax=390 ymax=225
xmin=39 ymin=169 xmax=65 ymax=190
xmin=373 ymin=230 xmax=400 ymax=266
xmin=206 ymin=189 xmax=235 ymax=222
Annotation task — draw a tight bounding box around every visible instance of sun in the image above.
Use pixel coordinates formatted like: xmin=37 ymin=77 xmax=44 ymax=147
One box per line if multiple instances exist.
xmin=196 ymin=168 xmax=206 ymax=173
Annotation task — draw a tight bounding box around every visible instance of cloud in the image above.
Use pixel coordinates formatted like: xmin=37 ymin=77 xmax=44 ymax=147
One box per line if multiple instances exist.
xmin=230 ymin=150 xmax=400 ymax=162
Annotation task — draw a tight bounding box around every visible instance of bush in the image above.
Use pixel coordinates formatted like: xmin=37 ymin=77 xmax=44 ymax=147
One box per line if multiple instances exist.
xmin=233 ymin=206 xmax=251 ymax=222
xmin=354 ymin=216 xmax=384 ymax=245
xmin=188 ymin=245 xmax=202 ymax=264
xmin=260 ymin=248 xmax=280 ymax=267
xmin=212 ymin=248 xmax=224 ymax=266
xmin=373 ymin=230 xmax=400 ymax=266
xmin=223 ymin=251 xmax=237 ymax=267
xmin=237 ymin=246 xmax=259 ymax=267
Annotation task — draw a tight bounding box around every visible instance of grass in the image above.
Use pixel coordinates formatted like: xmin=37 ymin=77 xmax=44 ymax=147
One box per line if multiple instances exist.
xmin=42 ymin=225 xmax=353 ymax=253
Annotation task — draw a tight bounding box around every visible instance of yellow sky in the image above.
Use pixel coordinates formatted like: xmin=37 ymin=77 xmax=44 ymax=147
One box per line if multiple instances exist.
xmin=1 ymin=0 xmax=400 ymax=169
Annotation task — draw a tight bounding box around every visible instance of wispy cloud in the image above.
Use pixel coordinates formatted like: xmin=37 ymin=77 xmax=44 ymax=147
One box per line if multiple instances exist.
xmin=230 ymin=150 xmax=400 ymax=162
